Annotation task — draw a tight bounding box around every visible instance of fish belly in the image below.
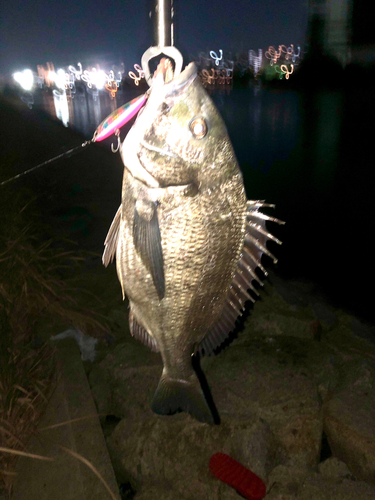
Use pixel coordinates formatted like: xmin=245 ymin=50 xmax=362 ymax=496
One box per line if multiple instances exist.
xmin=116 ymin=169 xmax=247 ymax=365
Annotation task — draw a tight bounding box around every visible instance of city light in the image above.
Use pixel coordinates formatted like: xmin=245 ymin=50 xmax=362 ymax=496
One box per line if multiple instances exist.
xmin=37 ymin=62 xmax=55 ymax=87
xmin=81 ymin=68 xmax=107 ymax=90
xmin=197 ymin=49 xmax=234 ymax=86
xmin=249 ymin=49 xmax=263 ymax=77
xmin=53 ymin=89 xmax=69 ymax=127
xmin=13 ymin=69 xmax=34 ymax=91
xmin=54 ymin=69 xmax=67 ymax=90
xmin=284 ymin=44 xmax=301 ymax=62
xmin=265 ymin=45 xmax=301 ymax=66
xmin=105 ymin=80 xmax=118 ymax=99
xmin=128 ymin=64 xmax=145 ymax=86
xmin=200 ymin=68 xmax=232 ymax=86
xmin=68 ymin=63 xmax=83 ymax=80
xmin=10 ymin=41 xmax=304 ymax=120
xmin=210 ymin=50 xmax=223 ymax=66
xmin=275 ymin=64 xmax=294 ymax=79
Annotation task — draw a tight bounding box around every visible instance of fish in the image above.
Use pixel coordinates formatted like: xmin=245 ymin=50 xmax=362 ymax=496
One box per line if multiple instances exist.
xmin=103 ymin=59 xmax=284 ymax=424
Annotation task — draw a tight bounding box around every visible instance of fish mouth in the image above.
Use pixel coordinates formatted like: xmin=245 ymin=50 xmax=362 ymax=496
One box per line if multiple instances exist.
xmin=164 ymin=62 xmax=198 ymax=97
xmin=139 ymin=139 xmax=178 ymax=159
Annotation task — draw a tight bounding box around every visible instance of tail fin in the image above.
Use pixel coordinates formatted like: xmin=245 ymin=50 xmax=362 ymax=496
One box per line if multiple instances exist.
xmin=151 ymin=372 xmax=214 ymax=425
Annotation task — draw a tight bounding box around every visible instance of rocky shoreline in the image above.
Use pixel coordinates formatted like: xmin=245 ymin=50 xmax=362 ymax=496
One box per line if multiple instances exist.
xmin=1 ymin=92 xmax=374 ymax=499
xmin=88 ymin=271 xmax=375 ymax=499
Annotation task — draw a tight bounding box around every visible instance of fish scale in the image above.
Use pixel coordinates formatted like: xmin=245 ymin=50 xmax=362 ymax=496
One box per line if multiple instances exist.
xmin=103 ymin=61 xmax=284 ymax=423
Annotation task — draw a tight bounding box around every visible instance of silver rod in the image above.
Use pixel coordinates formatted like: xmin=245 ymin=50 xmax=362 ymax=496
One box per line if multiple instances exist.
xmin=154 ymin=0 xmax=173 ymax=47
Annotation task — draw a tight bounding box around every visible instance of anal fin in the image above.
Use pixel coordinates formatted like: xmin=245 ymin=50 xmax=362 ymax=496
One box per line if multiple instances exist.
xmin=129 ymin=308 xmax=159 ymax=352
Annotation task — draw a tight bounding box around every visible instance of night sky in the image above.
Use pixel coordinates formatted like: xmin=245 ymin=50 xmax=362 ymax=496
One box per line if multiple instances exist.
xmin=0 ymin=0 xmax=309 ymax=76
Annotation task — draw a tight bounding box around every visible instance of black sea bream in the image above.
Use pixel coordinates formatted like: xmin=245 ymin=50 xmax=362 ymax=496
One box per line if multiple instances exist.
xmin=103 ymin=60 xmax=283 ymax=424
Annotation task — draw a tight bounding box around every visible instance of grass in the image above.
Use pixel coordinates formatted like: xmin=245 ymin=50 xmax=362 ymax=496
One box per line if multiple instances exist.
xmin=0 ymin=181 xmax=111 ymax=497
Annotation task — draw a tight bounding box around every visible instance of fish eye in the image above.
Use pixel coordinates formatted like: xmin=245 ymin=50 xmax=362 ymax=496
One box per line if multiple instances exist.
xmin=190 ymin=117 xmax=208 ymax=139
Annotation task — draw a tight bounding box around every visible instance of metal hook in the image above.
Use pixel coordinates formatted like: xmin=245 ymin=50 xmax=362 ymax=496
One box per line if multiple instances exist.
xmin=141 ymin=0 xmax=183 ymax=86
xmin=111 ymin=129 xmax=121 ymax=153
xmin=141 ymin=45 xmax=183 ymax=86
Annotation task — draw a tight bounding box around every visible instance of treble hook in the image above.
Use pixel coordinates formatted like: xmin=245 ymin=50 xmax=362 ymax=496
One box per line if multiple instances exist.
xmin=111 ymin=129 xmax=121 ymax=153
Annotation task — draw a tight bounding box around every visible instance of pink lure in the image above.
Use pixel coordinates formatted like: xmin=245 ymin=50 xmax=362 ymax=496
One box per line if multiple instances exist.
xmin=93 ymin=94 xmax=147 ymax=142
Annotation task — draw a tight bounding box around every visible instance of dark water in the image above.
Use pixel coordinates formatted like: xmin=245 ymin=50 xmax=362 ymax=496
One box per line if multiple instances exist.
xmin=34 ymin=81 xmax=375 ymax=322
xmin=214 ymin=84 xmax=375 ymax=324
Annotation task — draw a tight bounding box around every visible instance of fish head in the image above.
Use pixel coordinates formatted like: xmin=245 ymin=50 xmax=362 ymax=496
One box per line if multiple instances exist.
xmin=136 ymin=62 xmax=240 ymax=189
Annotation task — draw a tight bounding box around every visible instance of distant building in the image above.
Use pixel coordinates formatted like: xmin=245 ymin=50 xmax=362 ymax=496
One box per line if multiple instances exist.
xmin=307 ymin=0 xmax=375 ymax=66
xmin=349 ymin=0 xmax=375 ymax=65
xmin=307 ymin=0 xmax=351 ymax=65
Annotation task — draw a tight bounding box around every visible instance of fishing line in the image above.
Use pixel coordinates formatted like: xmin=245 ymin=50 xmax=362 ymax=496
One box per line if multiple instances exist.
xmin=0 ymin=93 xmax=148 ymax=188
xmin=0 ymin=141 xmax=92 ymax=187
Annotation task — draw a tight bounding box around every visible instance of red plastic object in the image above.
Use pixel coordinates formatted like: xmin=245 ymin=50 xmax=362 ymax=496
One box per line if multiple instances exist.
xmin=209 ymin=453 xmax=266 ymax=500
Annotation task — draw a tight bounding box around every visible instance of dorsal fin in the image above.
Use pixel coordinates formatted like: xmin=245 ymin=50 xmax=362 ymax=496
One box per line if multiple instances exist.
xmin=196 ymin=200 xmax=284 ymax=357
xmin=129 ymin=308 xmax=159 ymax=352
xmin=102 ymin=205 xmax=122 ymax=267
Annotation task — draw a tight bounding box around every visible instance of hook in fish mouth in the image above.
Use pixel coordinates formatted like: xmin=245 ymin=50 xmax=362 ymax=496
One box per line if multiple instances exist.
xmin=140 ymin=139 xmax=178 ymax=159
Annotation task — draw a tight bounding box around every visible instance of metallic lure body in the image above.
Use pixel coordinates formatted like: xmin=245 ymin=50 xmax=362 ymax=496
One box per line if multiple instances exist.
xmin=94 ymin=94 xmax=147 ymax=142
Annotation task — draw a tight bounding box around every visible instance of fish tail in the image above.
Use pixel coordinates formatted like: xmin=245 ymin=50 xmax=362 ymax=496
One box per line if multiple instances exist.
xmin=151 ymin=372 xmax=214 ymax=425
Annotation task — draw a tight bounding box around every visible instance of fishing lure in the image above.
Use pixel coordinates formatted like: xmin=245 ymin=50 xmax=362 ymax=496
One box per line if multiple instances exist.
xmin=1 ymin=93 xmax=148 ymax=186
xmin=93 ymin=93 xmax=148 ymax=142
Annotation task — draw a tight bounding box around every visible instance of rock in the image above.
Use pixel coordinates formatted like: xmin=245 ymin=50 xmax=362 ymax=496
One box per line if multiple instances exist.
xmin=89 ymin=363 xmax=112 ymax=423
xmin=268 ymin=273 xmax=317 ymax=309
xmin=242 ymin=279 xmax=339 ymax=342
xmin=247 ymin=311 xmax=321 ymax=341
xmin=51 ymin=327 xmax=98 ymax=361
xmin=265 ymin=466 xmax=375 ymax=500
xmin=205 ymin=343 xmax=323 ymax=468
xmin=318 ymin=457 xmax=352 ymax=479
xmin=311 ymin=302 xmax=337 ymax=327
xmin=244 ymin=287 xmax=320 ymax=341
xmin=133 ymin=480 xmax=240 ymax=500
xmin=88 ymin=275 xmax=375 ymax=498
xmin=350 ymin=317 xmax=375 ymax=344
xmin=89 ymin=340 xmax=162 ymax=422
xmin=103 ymin=338 xmax=324 ymax=498
xmin=265 ymin=464 xmax=308 ymax=499
xmin=106 ymin=308 xmax=130 ymax=338
xmin=297 ymin=473 xmax=375 ymax=500
xmin=107 ymin=414 xmax=271 ymax=499
xmin=323 ymin=358 xmax=375 ymax=485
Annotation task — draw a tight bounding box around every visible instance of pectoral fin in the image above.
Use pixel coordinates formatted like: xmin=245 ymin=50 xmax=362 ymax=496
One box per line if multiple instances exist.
xmin=133 ymin=203 xmax=165 ymax=300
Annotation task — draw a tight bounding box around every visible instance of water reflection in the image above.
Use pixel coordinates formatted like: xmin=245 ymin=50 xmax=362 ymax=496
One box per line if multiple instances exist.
xmin=41 ymin=83 xmax=303 ymax=171
xmin=37 ymin=84 xmax=139 ymax=140
xmin=53 ymin=90 xmax=69 ymax=127
xmin=305 ymin=91 xmax=343 ymax=193
xmin=210 ymin=86 xmax=301 ymax=179
xmin=30 ymin=79 xmax=374 ymax=319
xmin=37 ymin=83 xmax=339 ymax=209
